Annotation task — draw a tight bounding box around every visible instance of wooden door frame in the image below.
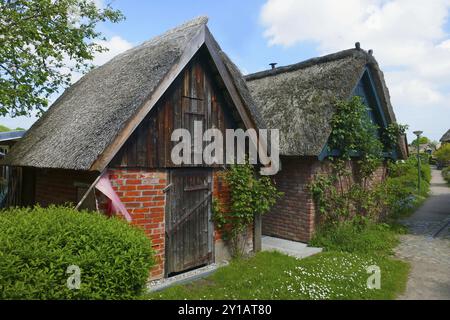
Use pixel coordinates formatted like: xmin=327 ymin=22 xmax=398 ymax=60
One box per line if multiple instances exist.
xmin=164 ymin=168 xmax=214 ymax=277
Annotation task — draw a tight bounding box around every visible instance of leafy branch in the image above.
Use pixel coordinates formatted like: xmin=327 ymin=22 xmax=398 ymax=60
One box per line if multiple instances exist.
xmin=0 ymin=0 xmax=124 ymax=117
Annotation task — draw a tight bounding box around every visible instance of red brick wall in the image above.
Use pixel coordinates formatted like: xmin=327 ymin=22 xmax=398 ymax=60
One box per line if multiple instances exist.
xmin=263 ymin=157 xmax=316 ymax=243
xmin=311 ymin=160 xmax=387 ymax=190
xmin=264 ymin=157 xmax=388 ymax=243
xmin=212 ymin=169 xmax=254 ymax=255
xmin=212 ymin=169 xmax=230 ymax=241
xmin=107 ymin=169 xmax=167 ymax=280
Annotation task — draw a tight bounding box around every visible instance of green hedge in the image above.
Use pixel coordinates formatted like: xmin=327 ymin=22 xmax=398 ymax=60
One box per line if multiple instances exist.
xmin=384 ymin=156 xmax=431 ymax=218
xmin=0 ymin=206 xmax=155 ymax=299
xmin=442 ymin=167 xmax=450 ymax=184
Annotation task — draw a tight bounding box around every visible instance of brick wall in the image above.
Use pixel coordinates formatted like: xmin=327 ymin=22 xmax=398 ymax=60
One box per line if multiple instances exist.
xmin=107 ymin=168 xmax=167 ymax=280
xmin=212 ymin=169 xmax=253 ymax=258
xmin=311 ymin=159 xmax=387 ymax=189
xmin=212 ymin=169 xmax=230 ymax=242
xmin=311 ymin=160 xmax=387 ymax=225
xmin=263 ymin=157 xmax=316 ymax=243
xmin=34 ymin=168 xmax=97 ymax=207
xmin=264 ymin=157 xmax=388 ymax=243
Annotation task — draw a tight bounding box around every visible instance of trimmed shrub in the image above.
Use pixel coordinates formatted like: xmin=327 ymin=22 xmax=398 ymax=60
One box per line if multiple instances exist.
xmin=0 ymin=206 xmax=154 ymax=300
xmin=434 ymin=144 xmax=450 ymax=166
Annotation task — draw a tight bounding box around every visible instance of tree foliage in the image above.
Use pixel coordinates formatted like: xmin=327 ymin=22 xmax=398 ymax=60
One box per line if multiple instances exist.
xmin=0 ymin=124 xmax=24 ymax=131
xmin=0 ymin=0 xmax=124 ymax=117
xmin=411 ymin=136 xmax=430 ymax=146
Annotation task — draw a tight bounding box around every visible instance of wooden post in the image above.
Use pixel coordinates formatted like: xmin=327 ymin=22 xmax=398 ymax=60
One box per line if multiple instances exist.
xmin=253 ymin=213 xmax=262 ymax=252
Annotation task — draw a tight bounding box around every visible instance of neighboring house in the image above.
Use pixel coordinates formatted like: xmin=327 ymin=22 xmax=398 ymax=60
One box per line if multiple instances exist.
xmin=440 ymin=129 xmax=450 ymax=145
xmin=245 ymin=46 xmax=407 ymax=243
xmin=0 ymin=130 xmax=26 ymax=207
xmin=0 ymin=130 xmax=26 ymax=157
xmin=408 ymin=143 xmax=435 ymax=155
xmin=2 ymin=17 xmax=264 ymax=280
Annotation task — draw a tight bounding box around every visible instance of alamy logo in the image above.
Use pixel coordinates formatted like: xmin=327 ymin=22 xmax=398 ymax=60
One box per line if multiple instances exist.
xmin=366 ymin=265 xmax=381 ymax=290
xmin=66 ymin=265 xmax=81 ymax=290
xmin=171 ymin=121 xmax=280 ymax=175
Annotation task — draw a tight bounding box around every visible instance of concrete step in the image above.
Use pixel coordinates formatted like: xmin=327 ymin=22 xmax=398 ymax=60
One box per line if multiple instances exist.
xmin=262 ymin=236 xmax=323 ymax=259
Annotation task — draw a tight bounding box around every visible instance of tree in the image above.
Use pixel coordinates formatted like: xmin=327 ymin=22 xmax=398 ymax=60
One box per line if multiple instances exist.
xmin=411 ymin=136 xmax=430 ymax=146
xmin=0 ymin=0 xmax=124 ymax=117
xmin=0 ymin=124 xmax=11 ymax=132
xmin=0 ymin=124 xmax=25 ymax=131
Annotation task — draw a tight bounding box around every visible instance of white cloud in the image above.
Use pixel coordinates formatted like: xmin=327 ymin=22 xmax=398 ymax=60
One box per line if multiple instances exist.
xmin=388 ymin=74 xmax=444 ymax=107
xmin=260 ymin=0 xmax=450 ymax=141
xmin=69 ymin=35 xmax=133 ymax=83
xmin=92 ymin=36 xmax=133 ymax=66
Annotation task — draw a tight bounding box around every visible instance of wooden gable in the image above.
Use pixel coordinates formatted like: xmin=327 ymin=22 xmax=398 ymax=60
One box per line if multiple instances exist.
xmin=110 ymin=47 xmax=242 ymax=169
xmin=319 ymin=67 xmax=397 ymax=160
xmin=353 ymin=68 xmax=388 ymax=130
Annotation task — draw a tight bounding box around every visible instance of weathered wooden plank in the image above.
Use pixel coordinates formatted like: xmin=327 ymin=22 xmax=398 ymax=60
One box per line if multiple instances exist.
xmin=136 ymin=124 xmax=147 ymax=167
xmin=166 ymin=169 xmax=212 ymax=274
xmin=109 ymin=45 xmax=245 ymax=170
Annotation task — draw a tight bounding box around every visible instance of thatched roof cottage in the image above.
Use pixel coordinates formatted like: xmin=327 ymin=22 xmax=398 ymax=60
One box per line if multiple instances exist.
xmin=2 ymin=17 xmax=406 ymax=276
xmin=3 ymin=17 xmax=264 ymax=279
xmin=245 ymin=46 xmax=408 ymax=242
xmin=440 ymin=129 xmax=450 ymax=144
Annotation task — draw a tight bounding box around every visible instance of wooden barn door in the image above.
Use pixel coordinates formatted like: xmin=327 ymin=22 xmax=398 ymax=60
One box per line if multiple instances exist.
xmin=165 ymin=169 xmax=213 ymax=275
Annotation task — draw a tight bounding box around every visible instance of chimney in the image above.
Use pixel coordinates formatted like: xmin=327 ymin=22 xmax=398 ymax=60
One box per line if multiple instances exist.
xmin=355 ymin=42 xmax=361 ymax=50
xmin=269 ymin=63 xmax=277 ymax=70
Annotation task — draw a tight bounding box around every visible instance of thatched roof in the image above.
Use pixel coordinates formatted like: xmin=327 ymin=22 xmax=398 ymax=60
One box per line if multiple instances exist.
xmin=3 ymin=17 xmax=263 ymax=170
xmin=245 ymin=48 xmax=403 ymax=158
xmin=440 ymin=129 xmax=450 ymax=143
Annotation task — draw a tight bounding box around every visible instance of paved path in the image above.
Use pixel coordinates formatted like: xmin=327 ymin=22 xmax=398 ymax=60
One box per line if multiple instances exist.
xmin=395 ymin=168 xmax=450 ymax=300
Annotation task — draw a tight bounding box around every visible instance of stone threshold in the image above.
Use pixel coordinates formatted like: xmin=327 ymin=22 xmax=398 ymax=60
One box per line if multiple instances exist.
xmin=147 ymin=262 xmax=227 ymax=293
xmin=262 ymin=236 xmax=323 ymax=259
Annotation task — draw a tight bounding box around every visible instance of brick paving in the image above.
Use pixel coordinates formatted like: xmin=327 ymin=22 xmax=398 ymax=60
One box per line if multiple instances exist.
xmin=395 ymin=168 xmax=450 ymax=300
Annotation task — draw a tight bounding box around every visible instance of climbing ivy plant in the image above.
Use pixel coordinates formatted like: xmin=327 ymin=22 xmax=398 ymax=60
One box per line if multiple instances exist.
xmin=212 ymin=162 xmax=282 ymax=258
xmin=309 ymin=96 xmax=407 ymax=223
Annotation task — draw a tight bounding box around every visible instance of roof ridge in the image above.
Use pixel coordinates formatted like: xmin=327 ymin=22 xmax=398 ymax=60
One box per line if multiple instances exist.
xmin=245 ymin=48 xmax=372 ymax=81
xmin=103 ymin=16 xmax=209 ymax=65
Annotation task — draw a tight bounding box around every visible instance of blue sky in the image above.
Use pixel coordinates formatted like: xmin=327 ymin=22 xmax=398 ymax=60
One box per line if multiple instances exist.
xmin=3 ymin=0 xmax=450 ymax=143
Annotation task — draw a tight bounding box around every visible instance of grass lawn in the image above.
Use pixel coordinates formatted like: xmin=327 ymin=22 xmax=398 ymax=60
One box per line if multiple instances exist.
xmin=147 ymin=250 xmax=409 ymax=300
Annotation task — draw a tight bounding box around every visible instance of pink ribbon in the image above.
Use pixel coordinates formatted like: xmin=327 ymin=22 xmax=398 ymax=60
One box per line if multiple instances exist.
xmin=95 ymin=172 xmax=132 ymax=222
